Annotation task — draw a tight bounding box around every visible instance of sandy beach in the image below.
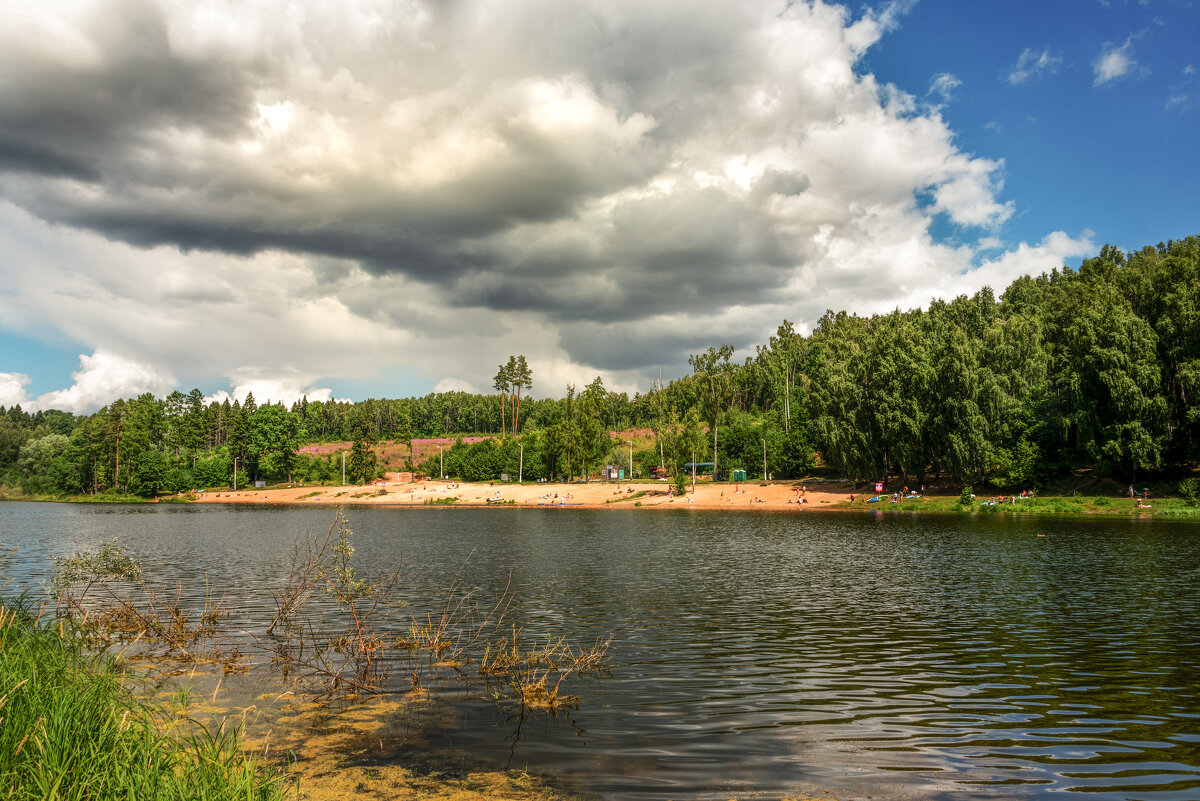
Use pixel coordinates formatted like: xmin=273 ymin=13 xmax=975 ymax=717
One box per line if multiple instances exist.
xmin=190 ymin=474 xmax=857 ymax=511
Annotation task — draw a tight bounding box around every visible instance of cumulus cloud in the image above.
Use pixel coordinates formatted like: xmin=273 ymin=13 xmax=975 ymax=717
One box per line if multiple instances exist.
xmin=0 ymin=0 xmax=1076 ymax=401
xmin=1006 ymin=47 xmax=1061 ymax=84
xmin=30 ymin=351 xmax=176 ymax=414
xmin=204 ymin=376 xmax=347 ymax=409
xmin=0 ymin=371 xmax=31 ymax=408
xmin=1093 ymin=37 xmax=1144 ymax=86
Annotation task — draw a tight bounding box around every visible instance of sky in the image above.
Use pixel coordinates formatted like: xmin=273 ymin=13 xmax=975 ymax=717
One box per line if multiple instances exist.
xmin=1 ymin=0 xmax=1197 ymax=414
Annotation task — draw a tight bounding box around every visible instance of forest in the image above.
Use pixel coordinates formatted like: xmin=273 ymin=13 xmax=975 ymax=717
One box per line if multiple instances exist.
xmin=1 ymin=236 xmax=1197 ymax=497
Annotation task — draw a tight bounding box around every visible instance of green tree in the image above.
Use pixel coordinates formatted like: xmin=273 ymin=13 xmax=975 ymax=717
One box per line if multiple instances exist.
xmin=347 ymin=429 xmax=378 ymax=484
xmin=251 ymin=403 xmax=301 ymax=482
xmin=1055 ymin=280 xmax=1166 ymax=477
xmin=493 ymin=362 xmax=512 ymax=437
xmin=510 ymin=355 xmax=533 ymax=434
xmin=17 ymin=433 xmax=69 ymax=494
xmin=689 ymin=345 xmax=735 ymax=481
xmin=129 ymin=449 xmax=171 ymax=497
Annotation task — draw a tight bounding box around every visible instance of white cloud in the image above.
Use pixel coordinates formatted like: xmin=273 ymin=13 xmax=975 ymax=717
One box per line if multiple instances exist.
xmin=1006 ymin=47 xmax=1062 ymax=85
xmin=433 ymin=378 xmax=477 ymax=394
xmin=1094 ymin=38 xmax=1144 ymax=86
xmin=30 ymin=351 xmax=175 ymax=414
xmin=204 ymin=378 xmax=345 ymax=409
xmin=0 ymin=371 xmax=31 ymax=408
xmin=0 ymin=0 xmax=1072 ymax=402
xmin=941 ymin=230 xmax=1096 ymax=300
xmin=932 ymin=157 xmax=1014 ymax=229
xmin=928 ymin=72 xmax=962 ymax=103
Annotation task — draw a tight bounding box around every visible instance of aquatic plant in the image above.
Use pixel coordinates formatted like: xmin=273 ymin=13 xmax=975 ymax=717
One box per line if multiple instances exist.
xmin=479 ymin=626 xmax=611 ymax=712
xmin=50 ymin=541 xmax=229 ymax=659
xmin=43 ymin=512 xmax=612 ymax=711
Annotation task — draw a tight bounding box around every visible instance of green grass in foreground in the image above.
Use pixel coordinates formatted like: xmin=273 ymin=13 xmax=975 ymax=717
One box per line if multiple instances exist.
xmin=848 ymin=494 xmax=1200 ymax=517
xmin=0 ymin=602 xmax=288 ymax=801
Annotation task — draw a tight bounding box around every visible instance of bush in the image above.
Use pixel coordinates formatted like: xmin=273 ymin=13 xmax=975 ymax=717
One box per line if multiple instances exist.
xmin=1180 ymin=477 xmax=1199 ymax=505
xmin=958 ymin=485 xmax=974 ymax=506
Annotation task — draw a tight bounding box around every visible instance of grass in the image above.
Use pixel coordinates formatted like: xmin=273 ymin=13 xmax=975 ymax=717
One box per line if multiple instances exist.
xmin=605 ymin=491 xmax=647 ymax=504
xmin=847 ymin=493 xmax=1200 ymax=518
xmin=0 ymin=487 xmax=155 ymax=504
xmin=424 ymin=496 xmax=459 ymax=505
xmin=0 ymin=602 xmax=288 ymax=800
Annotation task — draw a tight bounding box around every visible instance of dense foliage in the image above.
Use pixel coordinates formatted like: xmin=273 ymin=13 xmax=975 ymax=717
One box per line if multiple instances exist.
xmin=2 ymin=237 xmax=1197 ymax=493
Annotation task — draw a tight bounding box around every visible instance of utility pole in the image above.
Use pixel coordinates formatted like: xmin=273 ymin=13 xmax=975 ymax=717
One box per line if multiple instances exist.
xmin=519 ymin=443 xmax=524 ymax=484
xmin=341 ymin=451 xmax=346 ymax=486
xmin=438 ymin=445 xmax=444 ymax=479
xmin=762 ymin=438 xmax=767 ymax=480
xmin=627 ymin=440 xmax=633 ymax=480
xmin=692 ymin=449 xmax=696 ymax=493
xmin=233 ymin=457 xmax=238 ymax=491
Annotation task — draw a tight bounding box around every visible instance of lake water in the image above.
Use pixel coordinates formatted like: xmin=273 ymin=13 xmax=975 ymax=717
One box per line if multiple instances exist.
xmin=3 ymin=502 xmax=1199 ymax=800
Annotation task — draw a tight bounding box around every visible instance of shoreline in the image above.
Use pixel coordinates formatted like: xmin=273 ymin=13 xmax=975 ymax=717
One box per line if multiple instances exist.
xmin=6 ymin=481 xmax=1192 ymax=517
xmin=182 ymin=479 xmax=1186 ymax=517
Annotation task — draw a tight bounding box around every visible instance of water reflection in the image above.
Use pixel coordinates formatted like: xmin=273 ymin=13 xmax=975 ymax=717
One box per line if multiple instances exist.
xmin=2 ymin=502 xmax=1199 ymax=799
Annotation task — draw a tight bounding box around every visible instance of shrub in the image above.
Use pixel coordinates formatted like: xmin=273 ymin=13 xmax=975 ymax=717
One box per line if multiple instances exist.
xmin=958 ymin=486 xmax=974 ymax=506
xmin=1179 ymin=477 xmax=1199 ymax=505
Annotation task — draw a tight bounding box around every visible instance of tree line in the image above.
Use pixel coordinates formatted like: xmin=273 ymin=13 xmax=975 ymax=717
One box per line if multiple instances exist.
xmin=2 ymin=236 xmax=1197 ymax=495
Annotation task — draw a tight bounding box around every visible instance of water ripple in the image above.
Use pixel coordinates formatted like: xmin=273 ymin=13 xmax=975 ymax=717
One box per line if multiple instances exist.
xmin=2 ymin=503 xmax=1199 ymax=800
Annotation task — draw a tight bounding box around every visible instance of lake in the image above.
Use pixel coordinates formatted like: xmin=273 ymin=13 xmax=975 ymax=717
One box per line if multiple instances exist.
xmin=2 ymin=502 xmax=1198 ymax=800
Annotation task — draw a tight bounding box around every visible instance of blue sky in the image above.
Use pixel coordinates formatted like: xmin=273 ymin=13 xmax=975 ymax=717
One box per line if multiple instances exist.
xmin=860 ymin=0 xmax=1198 ymax=251
xmin=0 ymin=0 xmax=1196 ymax=411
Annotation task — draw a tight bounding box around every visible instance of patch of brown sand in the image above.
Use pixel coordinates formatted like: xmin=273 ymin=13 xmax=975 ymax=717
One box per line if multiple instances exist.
xmin=189 ymin=478 xmax=860 ymax=512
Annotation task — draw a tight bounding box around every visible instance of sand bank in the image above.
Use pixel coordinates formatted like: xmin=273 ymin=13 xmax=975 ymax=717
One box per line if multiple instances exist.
xmin=189 ymin=476 xmax=867 ymax=511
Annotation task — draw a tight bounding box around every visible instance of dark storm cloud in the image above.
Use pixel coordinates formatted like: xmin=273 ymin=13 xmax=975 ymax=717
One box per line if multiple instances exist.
xmin=0 ymin=0 xmax=255 ymax=181
xmin=0 ymin=0 xmax=800 ymax=329
xmin=0 ymin=0 xmax=1027 ymax=383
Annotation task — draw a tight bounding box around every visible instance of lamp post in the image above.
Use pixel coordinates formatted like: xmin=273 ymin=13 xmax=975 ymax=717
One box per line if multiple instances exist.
xmin=762 ymin=438 xmax=767 ymax=481
xmin=518 ymin=443 xmax=524 ymax=484
xmin=626 ymin=440 xmax=633 ymax=481
xmin=438 ymin=445 xmax=444 ymax=479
